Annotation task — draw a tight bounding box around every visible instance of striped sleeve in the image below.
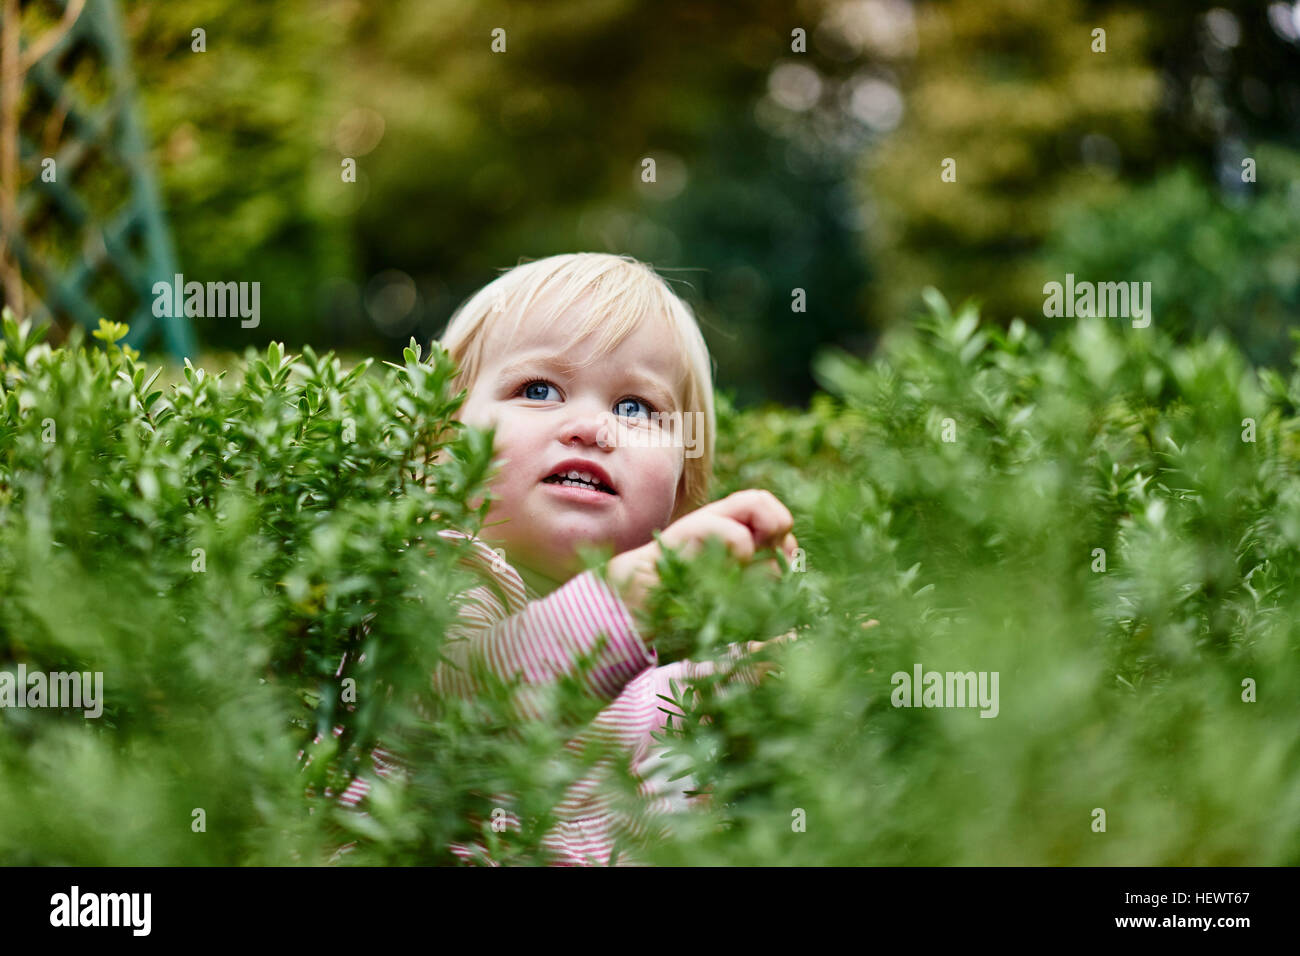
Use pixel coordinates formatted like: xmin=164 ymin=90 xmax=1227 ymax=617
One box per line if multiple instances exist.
xmin=653 ymin=642 xmax=767 ymax=695
xmin=431 ymin=568 xmax=658 ymax=707
xmin=638 ymin=646 xmax=768 ymax=747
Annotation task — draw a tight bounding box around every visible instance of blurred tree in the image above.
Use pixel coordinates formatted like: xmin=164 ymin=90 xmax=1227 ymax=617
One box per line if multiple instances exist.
xmin=101 ymin=0 xmax=1300 ymax=395
xmin=339 ymin=0 xmax=871 ymax=404
xmin=126 ymin=0 xmax=356 ymax=351
xmin=1042 ymin=144 xmax=1300 ymax=368
xmin=1140 ymin=1 xmax=1300 ymax=180
xmin=864 ymin=0 xmax=1300 ymax=352
xmin=863 ymin=0 xmax=1161 ymax=327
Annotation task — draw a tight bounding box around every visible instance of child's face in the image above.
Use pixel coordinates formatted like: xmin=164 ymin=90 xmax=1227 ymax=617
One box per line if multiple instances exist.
xmin=458 ymin=294 xmax=688 ymax=587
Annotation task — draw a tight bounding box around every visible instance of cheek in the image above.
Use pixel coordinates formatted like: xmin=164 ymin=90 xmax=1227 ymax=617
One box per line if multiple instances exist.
xmin=627 ymin=447 xmax=683 ymax=519
xmin=460 ymin=402 xmax=525 ymax=504
xmin=458 ymin=391 xmax=497 ymax=433
xmin=461 ymin=397 xmax=524 ymax=465
xmin=487 ymin=410 xmax=543 ymax=467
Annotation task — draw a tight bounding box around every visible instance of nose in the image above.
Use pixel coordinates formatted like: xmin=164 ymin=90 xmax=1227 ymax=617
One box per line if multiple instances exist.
xmin=557 ymin=398 xmax=614 ymax=450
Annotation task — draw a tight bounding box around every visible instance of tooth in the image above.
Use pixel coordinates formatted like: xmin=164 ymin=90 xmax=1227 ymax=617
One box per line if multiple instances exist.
xmin=547 ymin=468 xmax=611 ymax=489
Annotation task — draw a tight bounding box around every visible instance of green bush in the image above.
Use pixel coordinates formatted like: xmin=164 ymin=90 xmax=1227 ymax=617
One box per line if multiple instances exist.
xmin=673 ymin=291 xmax=1300 ymax=864
xmin=2 ymin=293 xmax=1298 ymax=866
xmin=0 ymin=311 xmax=562 ymax=864
xmin=1041 ymin=145 xmax=1300 ymax=370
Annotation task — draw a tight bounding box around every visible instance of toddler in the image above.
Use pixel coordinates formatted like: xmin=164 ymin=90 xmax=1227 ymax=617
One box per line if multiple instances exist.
xmin=335 ymin=253 xmax=798 ymax=865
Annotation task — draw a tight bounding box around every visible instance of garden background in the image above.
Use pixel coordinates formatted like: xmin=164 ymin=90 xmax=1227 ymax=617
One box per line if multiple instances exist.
xmin=1 ymin=0 xmax=1298 ymax=864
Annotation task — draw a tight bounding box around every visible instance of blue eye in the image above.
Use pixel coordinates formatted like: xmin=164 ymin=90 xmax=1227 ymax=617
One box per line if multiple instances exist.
xmin=615 ymin=396 xmax=653 ymax=420
xmin=516 ymin=380 xmax=654 ymax=417
xmin=522 ymin=381 xmax=559 ymax=401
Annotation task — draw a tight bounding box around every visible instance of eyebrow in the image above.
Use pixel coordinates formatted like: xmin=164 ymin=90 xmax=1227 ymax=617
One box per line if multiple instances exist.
xmin=493 ymin=353 xmax=679 ymax=410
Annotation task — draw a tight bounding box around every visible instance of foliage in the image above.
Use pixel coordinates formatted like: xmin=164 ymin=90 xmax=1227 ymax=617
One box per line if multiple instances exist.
xmin=2 ymin=287 xmax=1299 ymax=864
xmin=1041 ymin=145 xmax=1300 ymax=369
xmin=863 ymin=0 xmax=1300 ymax=340
xmin=864 ymin=0 xmax=1160 ymax=324
xmin=14 ymin=1 xmax=1300 ymax=406
xmin=0 ymin=306 xmax=590 ymax=864
xmin=114 ymin=0 xmax=872 ymax=402
xmin=655 ymin=289 xmax=1300 ymax=864
xmin=128 ymin=0 xmax=356 ymax=352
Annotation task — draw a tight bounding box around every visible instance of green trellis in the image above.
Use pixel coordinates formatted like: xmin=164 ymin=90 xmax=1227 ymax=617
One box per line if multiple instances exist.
xmin=3 ymin=0 xmax=195 ymax=357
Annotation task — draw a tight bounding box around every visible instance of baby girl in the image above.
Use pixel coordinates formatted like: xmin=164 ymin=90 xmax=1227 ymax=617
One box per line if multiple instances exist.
xmin=337 ymin=252 xmax=798 ymax=865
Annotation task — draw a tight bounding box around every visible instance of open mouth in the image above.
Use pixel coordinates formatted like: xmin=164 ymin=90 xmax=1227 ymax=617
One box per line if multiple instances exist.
xmin=542 ymin=469 xmax=617 ymax=495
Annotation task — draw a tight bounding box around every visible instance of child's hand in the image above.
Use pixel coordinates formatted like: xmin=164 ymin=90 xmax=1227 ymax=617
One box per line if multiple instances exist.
xmin=607 ymin=490 xmax=798 ymax=619
xmin=737 ymin=630 xmax=800 ymax=681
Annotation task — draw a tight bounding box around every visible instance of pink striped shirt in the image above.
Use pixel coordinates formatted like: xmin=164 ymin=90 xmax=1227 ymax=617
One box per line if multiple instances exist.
xmin=324 ymin=529 xmax=760 ymax=866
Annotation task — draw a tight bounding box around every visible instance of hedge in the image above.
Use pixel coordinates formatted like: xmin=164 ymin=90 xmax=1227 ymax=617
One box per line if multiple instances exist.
xmin=1 ymin=295 xmax=1297 ymax=865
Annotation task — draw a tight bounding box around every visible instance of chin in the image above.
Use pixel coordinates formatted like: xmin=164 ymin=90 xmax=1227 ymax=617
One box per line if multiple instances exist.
xmin=542 ymin=530 xmax=616 ymax=563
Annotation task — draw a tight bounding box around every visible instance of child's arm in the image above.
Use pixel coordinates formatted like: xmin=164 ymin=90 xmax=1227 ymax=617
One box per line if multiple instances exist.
xmin=623 ymin=642 xmax=786 ymax=815
xmin=431 ymin=566 xmax=657 ymax=715
xmin=331 ymin=562 xmax=655 ymax=816
xmin=649 ymin=633 xmax=797 ymax=708
xmin=435 ymin=491 xmax=797 ymax=708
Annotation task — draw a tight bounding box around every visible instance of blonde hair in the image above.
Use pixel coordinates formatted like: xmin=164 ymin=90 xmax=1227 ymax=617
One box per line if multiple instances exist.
xmin=438 ymin=253 xmax=715 ymax=518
